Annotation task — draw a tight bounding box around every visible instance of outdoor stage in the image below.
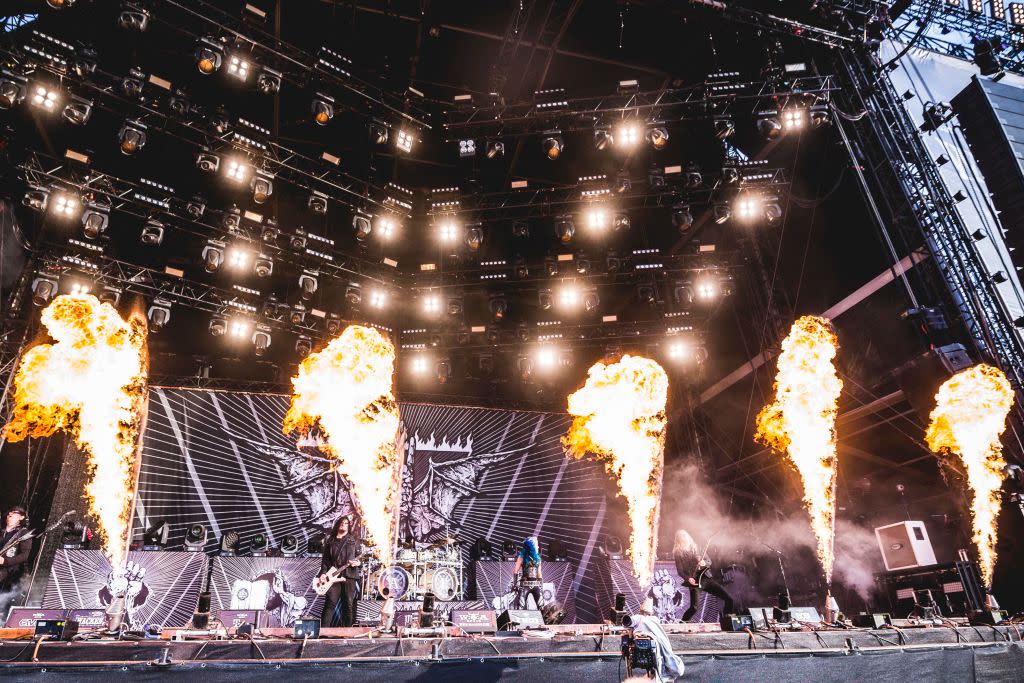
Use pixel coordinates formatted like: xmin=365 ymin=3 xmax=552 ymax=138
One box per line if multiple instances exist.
xmin=0 ymin=623 xmax=1021 ymax=681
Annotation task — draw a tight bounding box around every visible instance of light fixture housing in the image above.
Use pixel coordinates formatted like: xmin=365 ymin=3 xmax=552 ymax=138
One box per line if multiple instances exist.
xmin=118 ymin=119 xmax=147 ymax=155
xmin=541 ymin=132 xmax=564 ymax=160
xmin=195 ymin=38 xmax=224 ymax=74
xmin=312 ymin=93 xmax=334 ymax=126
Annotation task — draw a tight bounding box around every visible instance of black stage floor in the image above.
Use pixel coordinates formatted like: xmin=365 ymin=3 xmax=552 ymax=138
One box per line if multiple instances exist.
xmin=0 ymin=626 xmax=1021 ymax=681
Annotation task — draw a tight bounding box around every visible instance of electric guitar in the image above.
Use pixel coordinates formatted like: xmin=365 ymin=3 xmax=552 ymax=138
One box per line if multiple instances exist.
xmin=0 ymin=510 xmax=76 ymax=559
xmin=311 ymin=564 xmax=347 ymax=596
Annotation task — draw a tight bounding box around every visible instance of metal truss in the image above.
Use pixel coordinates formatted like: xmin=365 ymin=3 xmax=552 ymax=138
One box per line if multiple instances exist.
xmin=443 ymin=75 xmax=837 ymax=140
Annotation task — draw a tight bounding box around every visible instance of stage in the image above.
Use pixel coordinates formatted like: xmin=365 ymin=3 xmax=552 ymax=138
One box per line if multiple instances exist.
xmin=0 ymin=623 xmax=1020 ymax=681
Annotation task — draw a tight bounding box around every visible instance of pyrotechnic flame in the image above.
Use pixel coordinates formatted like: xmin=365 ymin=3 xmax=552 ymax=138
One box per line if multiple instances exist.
xmin=755 ymin=316 xmax=843 ymax=583
xmin=283 ymin=325 xmax=401 ymax=559
xmin=562 ymin=354 xmax=668 ymax=587
xmin=3 ymin=294 xmax=147 ymax=564
xmin=925 ymin=364 xmax=1013 ymax=586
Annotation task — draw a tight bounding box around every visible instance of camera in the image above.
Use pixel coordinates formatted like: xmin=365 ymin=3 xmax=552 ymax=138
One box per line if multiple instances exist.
xmin=620 ymin=627 xmax=657 ymax=678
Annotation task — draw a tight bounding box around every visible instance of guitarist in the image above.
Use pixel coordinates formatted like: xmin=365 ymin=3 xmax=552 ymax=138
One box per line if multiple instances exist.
xmin=673 ymin=529 xmax=733 ymax=622
xmin=318 ymin=516 xmax=361 ymax=627
xmin=0 ymin=506 xmax=32 ymax=589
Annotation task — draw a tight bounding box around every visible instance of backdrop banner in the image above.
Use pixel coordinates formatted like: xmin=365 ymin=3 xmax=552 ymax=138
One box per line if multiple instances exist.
xmin=208 ymin=556 xmax=324 ymax=627
xmin=473 ymin=560 xmax=577 ymax=622
xmin=595 ymin=558 xmax=724 ymax=623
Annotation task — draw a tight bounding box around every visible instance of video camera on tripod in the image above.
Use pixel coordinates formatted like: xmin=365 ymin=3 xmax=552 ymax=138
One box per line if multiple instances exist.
xmin=620 ymin=615 xmax=657 ymax=678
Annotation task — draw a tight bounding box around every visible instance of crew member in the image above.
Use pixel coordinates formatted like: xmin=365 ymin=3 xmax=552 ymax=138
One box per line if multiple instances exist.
xmin=319 ymin=516 xmax=361 ymax=628
xmin=0 ymin=506 xmax=32 ymax=589
xmin=673 ymin=529 xmax=733 ymax=621
xmin=511 ymin=536 xmax=544 ymax=610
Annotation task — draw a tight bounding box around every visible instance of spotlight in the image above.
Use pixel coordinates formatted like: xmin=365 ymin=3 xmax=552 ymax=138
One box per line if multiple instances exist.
xmin=756 ymin=112 xmax=783 ymax=139
xmin=118 ymin=119 xmax=147 ymax=155
xmin=28 ymin=84 xmax=59 ymax=112
xmin=209 ymin=316 xmax=227 ymax=337
xmin=140 ymin=219 xmax=164 ymax=245
xmin=98 ymin=286 xmax=121 ymax=306
xmin=251 ymin=173 xmax=273 ymax=203
xmin=764 ymin=196 xmax=783 ymax=225
xmin=210 ymin=108 xmax=231 ymax=134
xmin=142 ymin=521 xmax=169 ymax=549
xmin=345 ymin=284 xmax=362 ymax=306
xmin=229 ymin=318 xmax=251 ymax=339
xmin=465 ymin=223 xmax=484 ymax=251
xmin=486 ymin=139 xmax=505 ymax=159
xmin=185 ymin=196 xmax=207 ymax=220
xmin=256 ymin=67 xmax=282 ymax=95
xmin=459 ymin=138 xmax=476 ymax=157
xmin=121 ymin=68 xmax=145 ymax=98
xmin=195 ymin=38 xmax=223 ymax=74
xmin=438 ymin=218 xmax=460 ymax=243
xmin=712 ymin=202 xmax=731 ymax=224
xmin=227 ymin=244 xmax=250 ymax=271
xmin=299 ymin=272 xmax=318 ymax=301
xmin=541 ymin=132 xmax=564 ymax=160
xmin=252 ymin=327 xmax=272 ymax=356
xmin=593 ymin=127 xmax=614 ymax=150
xmin=280 ymin=535 xmax=299 ymax=557
xmin=517 ymin=356 xmax=534 ymax=380
xmin=683 ymin=164 xmax=702 ymax=189
xmin=538 ymin=288 xmax=553 ymax=311
xmin=617 ymin=122 xmax=643 ymax=148
xmin=261 ymin=217 xmax=279 ymax=242
xmin=68 ymin=281 xmax=91 ymax=296
xmin=558 ymin=284 xmax=579 ymax=309
xmin=446 ymin=296 xmax=464 ymax=317
xmin=512 ymin=221 xmax=529 ymax=238
xmin=605 ymin=535 xmax=625 ymax=559
xmin=810 ymin=105 xmax=829 ymax=128
xmin=71 ymin=48 xmax=98 ymax=77
xmin=667 ymin=340 xmax=690 ymax=361
xmin=585 ymin=206 xmax=609 ymax=231
xmin=31 ymin=273 xmax=59 ymax=306
xmin=62 ymin=95 xmax=92 ymax=125
xmin=734 ymin=194 xmax=762 ymax=221
xmin=637 ymin=283 xmax=656 ymax=305
xmin=672 ymin=204 xmax=694 ymax=232
xmin=147 ymin=299 xmax=171 ymax=331
xmin=202 ymin=241 xmax=225 ymax=272
xmin=250 ymin=533 xmax=269 ymax=556
xmin=226 ymin=54 xmax=252 ymax=82
xmin=584 ymin=290 xmax=600 ymax=312
xmin=196 ymin=152 xmax=220 ymax=173
xmin=422 ymin=294 xmax=441 ymax=315
xmin=326 ymin=314 xmax=342 ymax=335
xmin=514 ymin=257 xmax=529 ymax=278
xmin=308 ymin=192 xmax=328 ymax=215
xmin=118 ymin=3 xmax=150 ymax=31
xmin=225 ymin=157 xmax=250 ymax=184
xmin=0 ymin=71 xmax=27 ymax=109
xmin=435 ymin=358 xmax=452 ymax=384
xmin=352 ymin=212 xmax=372 ymax=240
xmin=613 ymin=213 xmax=630 ymax=231
xmin=646 ymin=125 xmax=669 ymax=149
xmin=295 ymin=335 xmax=312 ymax=358
xmin=312 ymin=93 xmax=334 ymax=125
xmin=714 ymin=117 xmax=735 ymax=139
xmin=410 ymin=355 xmax=429 ymax=375
xmin=695 ymin=277 xmax=718 ymax=300
xmin=781 ymin=107 xmax=807 ymax=131
xmin=614 ymin=173 xmax=631 ymax=194
xmin=47 ymin=0 xmax=77 ymax=9
xmin=369 ymin=289 xmax=387 ymax=308
xmin=395 ymin=129 xmax=414 ymax=153
xmin=489 ymin=295 xmax=508 ymax=321
xmin=219 ymin=532 xmax=240 ymax=556
xmin=81 ymin=207 xmax=109 ymax=238
xmin=376 ymin=215 xmax=398 ymax=239
xmin=554 ymin=215 xmax=575 ymax=243
xmin=536 ymin=346 xmax=557 ymax=369
xmin=50 ymin=191 xmax=81 ymax=219
xmin=23 ymin=186 xmax=49 ymax=212
xmin=973 ymin=35 xmax=1004 ymax=77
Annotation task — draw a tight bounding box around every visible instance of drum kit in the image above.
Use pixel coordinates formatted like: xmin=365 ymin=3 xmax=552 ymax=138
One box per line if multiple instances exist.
xmin=365 ymin=535 xmax=463 ymax=602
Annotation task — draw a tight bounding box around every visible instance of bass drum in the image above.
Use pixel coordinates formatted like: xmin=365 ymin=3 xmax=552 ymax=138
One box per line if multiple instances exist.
xmin=424 ymin=566 xmax=459 ymax=601
xmin=374 ymin=565 xmax=412 ymax=601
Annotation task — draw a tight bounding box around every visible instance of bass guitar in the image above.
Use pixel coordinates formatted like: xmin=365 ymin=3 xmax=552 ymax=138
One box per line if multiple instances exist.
xmin=311 ymin=564 xmax=347 ymax=597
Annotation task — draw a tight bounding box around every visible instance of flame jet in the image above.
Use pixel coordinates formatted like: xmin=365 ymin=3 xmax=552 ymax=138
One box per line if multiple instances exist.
xmin=755 ymin=316 xmax=843 ymax=583
xmin=283 ymin=325 xmax=401 ymax=559
xmin=925 ymin=364 xmax=1013 ymax=586
xmin=3 ymin=294 xmax=147 ymax=564
xmin=563 ymin=355 xmax=668 ymax=587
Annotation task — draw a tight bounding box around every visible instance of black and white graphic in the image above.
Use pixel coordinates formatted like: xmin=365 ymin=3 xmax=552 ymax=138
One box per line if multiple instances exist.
xmin=41 ymin=550 xmax=207 ymax=628
xmin=133 ymin=388 xmax=619 ymax=622
xmin=596 ymin=559 xmax=723 ymax=623
xmin=209 ymin=556 xmax=324 ymax=627
xmin=356 ymin=599 xmax=486 ymax=625
xmin=473 ymin=560 xmax=577 ymax=622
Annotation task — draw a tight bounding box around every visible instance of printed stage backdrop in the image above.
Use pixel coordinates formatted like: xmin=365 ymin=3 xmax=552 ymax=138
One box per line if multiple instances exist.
xmin=209 ymin=556 xmax=324 ymax=627
xmin=131 ymin=388 xmax=623 ymax=622
xmin=473 ymin=560 xmax=577 ymax=623
xmin=596 ymin=559 xmax=724 ymax=623
xmin=41 ymin=550 xmax=207 ymax=628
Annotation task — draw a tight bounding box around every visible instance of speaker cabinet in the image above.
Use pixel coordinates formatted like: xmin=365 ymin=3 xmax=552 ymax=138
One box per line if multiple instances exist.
xmin=875 ymin=521 xmax=937 ymax=571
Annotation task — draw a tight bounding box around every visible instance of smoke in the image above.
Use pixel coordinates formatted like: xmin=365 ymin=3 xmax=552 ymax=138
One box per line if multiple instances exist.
xmin=0 ymin=574 xmax=32 ymax=616
xmin=662 ymin=462 xmax=882 ymax=600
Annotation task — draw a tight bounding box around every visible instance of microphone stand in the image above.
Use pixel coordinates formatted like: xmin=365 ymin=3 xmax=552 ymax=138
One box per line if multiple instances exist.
xmin=761 ymin=542 xmax=791 ymax=604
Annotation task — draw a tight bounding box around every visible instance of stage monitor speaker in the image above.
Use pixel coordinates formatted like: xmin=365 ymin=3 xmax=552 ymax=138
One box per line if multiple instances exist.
xmin=497 ymin=609 xmax=544 ymax=631
xmin=875 ymin=521 xmax=937 ymax=571
xmin=852 ymin=613 xmax=892 ymax=629
xmin=292 ymin=618 xmax=320 ymax=639
xmin=451 ymin=609 xmax=498 ymax=633
xmin=720 ymin=614 xmax=754 ymax=632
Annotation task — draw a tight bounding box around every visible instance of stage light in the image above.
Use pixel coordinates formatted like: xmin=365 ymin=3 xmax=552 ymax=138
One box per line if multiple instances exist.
xmin=423 ymin=294 xmax=441 ymax=315
xmin=250 ymin=533 xmax=269 ymax=556
xmin=593 ymin=126 xmax=613 ymax=150
xmin=118 ymin=119 xmax=147 ymax=155
xmin=576 ymin=255 xmax=590 ymax=274
xmin=140 ymin=219 xmax=164 ymax=245
xmin=326 ymin=313 xmax=342 ymax=335
xmin=352 ymin=212 xmax=372 ymax=240
xmin=410 ymin=355 xmax=429 ymax=375
xmin=147 ymin=299 xmax=171 ymax=331
xmin=251 ymin=173 xmax=273 ymax=203
xmin=438 ymin=218 xmax=460 ymax=243
xmin=98 ymin=286 xmax=121 ymax=306
xmin=227 ymin=244 xmax=250 ymax=271
xmin=252 ymin=328 xmax=271 ymax=356
xmin=280 ymin=534 xmax=299 ymax=557
xmin=122 ymin=69 xmax=145 ymax=98
xmin=713 ymin=202 xmax=731 ymax=224
xmin=183 ymin=524 xmax=206 ymax=548
xmin=209 ymin=316 xmax=227 ymax=337
xmin=459 ymin=138 xmax=476 ymax=157
xmin=47 ymin=0 xmax=76 ymax=9
xmin=225 ymin=157 xmax=250 ymax=184
xmin=299 ymin=272 xmax=318 ymax=300
xmin=486 ymin=139 xmax=505 ymax=159
xmin=489 ymin=294 xmax=508 ymax=321
xmin=612 ymin=213 xmax=630 ymax=231
xmin=517 ymin=356 xmax=534 ymax=380
xmin=764 ymin=196 xmax=783 ymax=225
xmin=31 ymin=273 xmax=59 ymax=306
xmin=536 ymin=346 xmax=557 ymax=369
xmin=667 ymin=339 xmax=690 ymax=361
xmin=781 ymin=107 xmax=807 ymax=131
xmin=585 ymin=206 xmax=609 ymax=231
xmin=646 ymin=125 xmax=669 ymax=149
xmin=369 ymin=289 xmax=387 ymax=308
xmin=308 ymin=192 xmax=328 ymax=215
xmin=295 ymin=335 xmax=312 ymax=358
xmin=810 ymin=105 xmax=829 ymax=128
xmin=617 ymin=122 xmax=642 ymax=148
xmin=514 ymin=257 xmax=529 ymax=278
xmin=973 ymin=35 xmax=1004 ymax=77
xmin=684 ymin=165 xmax=703 ymax=189
xmin=0 ymin=72 xmax=27 ymax=109
xmin=541 ymin=132 xmax=564 ymax=160
xmin=230 ymin=318 xmax=251 ymax=339
xmin=735 ymin=194 xmax=762 ymax=221
xmin=395 ymin=129 xmax=414 ymax=153
xmin=376 ymin=215 xmax=398 ymax=239
xmin=312 ymin=93 xmax=334 ymax=125
xmin=196 ymin=152 xmax=220 ymax=174
xmin=756 ymin=112 xmax=782 ymax=139
xmin=584 ymin=290 xmax=600 ymax=312
xmin=721 ymin=164 xmax=740 ymax=185
xmin=558 ymin=284 xmax=580 ymax=309
xmin=538 ymin=288 xmax=553 ymax=311
xmin=196 ymin=38 xmax=223 ymax=74
xmin=50 ymin=191 xmax=81 ymax=219
xmin=714 ymin=117 xmax=735 ymax=139
xmin=512 ymin=221 xmax=529 ymax=238
xmin=223 ymin=204 xmax=241 ymax=231
xmin=261 ymin=218 xmax=279 ymax=243
xmin=545 ymin=257 xmax=558 ymax=276
xmin=605 ymin=536 xmax=625 ymax=559
xmin=81 ymin=207 xmax=109 ymax=238
xmin=72 ymin=49 xmax=98 ymax=78
xmin=219 ymin=532 xmax=240 ymax=555
xmin=695 ymin=277 xmax=718 ymax=300
xmin=142 ymin=521 xmax=169 ymax=550
xmin=672 ymin=204 xmax=694 ymax=232
xmin=637 ymin=283 xmax=656 ymax=305
xmin=68 ymin=281 xmax=91 ymax=296
xmin=62 ymin=95 xmax=92 ymax=125
xmin=210 ymin=108 xmax=231 ymax=134
xmin=345 ymin=284 xmax=362 ymax=306
xmin=202 ymin=241 xmax=225 ymax=272
xmin=555 ymin=215 xmax=575 ymax=243
xmin=226 ymin=55 xmax=251 ymax=82
xmin=256 ymin=67 xmax=282 ymax=95
xmin=118 ymin=3 xmax=150 ymax=31
xmin=465 ymin=223 xmax=484 ymax=251
xmin=23 ymin=186 xmax=49 ymax=212
xmin=447 ymin=295 xmax=464 ymax=317
xmin=435 ymin=358 xmax=452 ymax=384
xmin=29 ymin=84 xmax=59 ymax=112
xmin=186 ymin=196 xmax=206 ymax=220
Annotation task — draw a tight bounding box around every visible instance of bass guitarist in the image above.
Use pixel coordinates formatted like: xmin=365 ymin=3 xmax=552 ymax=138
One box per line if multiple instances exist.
xmin=318 ymin=516 xmax=361 ymax=627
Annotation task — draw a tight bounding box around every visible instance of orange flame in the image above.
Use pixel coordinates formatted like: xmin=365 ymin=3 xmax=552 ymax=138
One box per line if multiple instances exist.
xmin=562 ymin=355 xmax=668 ymax=587
xmin=925 ymin=364 xmax=1013 ymax=586
xmin=283 ymin=325 xmax=401 ymax=558
xmin=755 ymin=316 xmax=843 ymax=583
xmin=3 ymin=294 xmax=147 ymax=564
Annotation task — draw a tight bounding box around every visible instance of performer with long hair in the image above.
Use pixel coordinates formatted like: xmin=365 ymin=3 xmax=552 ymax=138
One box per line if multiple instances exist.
xmin=673 ymin=529 xmax=733 ymax=621
xmin=319 ymin=516 xmax=362 ymax=627
xmin=0 ymin=506 xmax=32 ymax=590
xmin=511 ymin=536 xmax=544 ymax=610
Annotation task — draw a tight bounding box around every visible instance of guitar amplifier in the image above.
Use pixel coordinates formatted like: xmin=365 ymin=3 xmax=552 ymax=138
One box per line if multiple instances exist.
xmin=451 ymin=609 xmax=497 ymax=633
xmin=497 ymin=609 xmax=544 ymax=631
xmin=875 ymin=521 xmax=937 ymax=571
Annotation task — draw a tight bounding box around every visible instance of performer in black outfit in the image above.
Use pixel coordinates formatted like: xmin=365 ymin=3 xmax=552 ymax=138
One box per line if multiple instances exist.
xmin=510 ymin=536 xmax=544 ymax=610
xmin=673 ymin=529 xmax=733 ymax=621
xmin=0 ymin=506 xmax=32 ymax=590
xmin=319 ymin=516 xmax=362 ymax=627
